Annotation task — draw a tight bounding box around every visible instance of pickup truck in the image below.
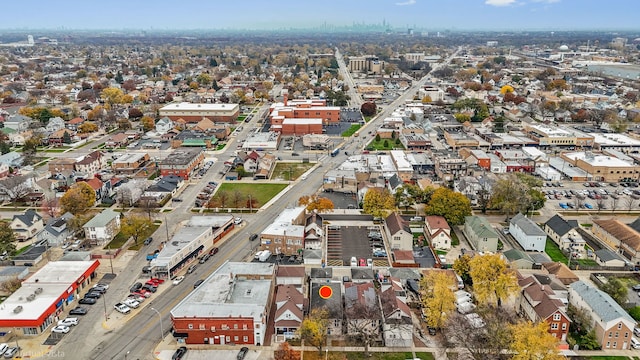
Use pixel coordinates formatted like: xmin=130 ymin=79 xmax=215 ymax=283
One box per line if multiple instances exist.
xmin=114 ymin=303 xmax=131 ymax=314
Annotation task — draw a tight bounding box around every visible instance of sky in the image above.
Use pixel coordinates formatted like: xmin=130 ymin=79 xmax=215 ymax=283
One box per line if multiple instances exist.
xmin=1 ymin=0 xmax=638 ymax=31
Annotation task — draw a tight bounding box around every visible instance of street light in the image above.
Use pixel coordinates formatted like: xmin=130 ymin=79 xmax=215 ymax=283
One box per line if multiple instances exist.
xmin=150 ymin=307 xmax=164 ymax=342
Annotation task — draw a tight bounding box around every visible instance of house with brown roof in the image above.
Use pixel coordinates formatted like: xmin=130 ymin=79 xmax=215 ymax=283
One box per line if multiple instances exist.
xmin=273 ymin=284 xmax=304 ymax=341
xmin=47 ymin=128 xmax=75 ymax=146
xmin=424 ymin=215 xmax=452 ymax=250
xmin=380 ymin=277 xmax=413 ymax=347
xmin=105 ymin=133 xmax=129 ymax=148
xmin=592 ymin=219 xmax=640 ymax=265
xmin=385 ymin=212 xmax=413 ymax=251
xmin=392 ymin=250 xmax=415 ymax=265
xmin=275 ymin=266 xmax=306 ymax=288
xmin=48 ymin=158 xmax=76 ymax=176
xmin=541 ymin=262 xmax=579 ymax=286
xmin=518 ymin=274 xmax=571 ymax=346
xmin=82 ymin=178 xmax=106 ymax=201
xmin=193 ymin=118 xmax=216 ymax=132
xmin=75 ymin=150 xmax=106 ymax=175
xmin=66 ymin=117 xmax=85 ymax=131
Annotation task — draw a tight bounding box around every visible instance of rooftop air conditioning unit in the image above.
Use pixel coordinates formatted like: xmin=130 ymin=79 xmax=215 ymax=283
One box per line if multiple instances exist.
xmin=26 ymin=294 xmax=36 ymax=301
xmin=35 ymin=287 xmax=43 ymax=294
xmin=13 ymin=306 xmax=22 ymax=314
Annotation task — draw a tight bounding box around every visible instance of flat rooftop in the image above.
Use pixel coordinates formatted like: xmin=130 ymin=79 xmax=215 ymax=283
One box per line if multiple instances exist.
xmin=160 ymin=102 xmax=239 ymax=112
xmin=159 ymin=148 xmax=202 ymax=166
xmin=113 ymin=152 xmax=148 ymax=164
xmin=152 ymin=225 xmax=211 ymax=266
xmin=590 ymin=133 xmax=640 ymax=146
xmin=171 ymin=261 xmax=274 ymax=319
xmin=25 ymin=261 xmax=97 ymax=284
xmin=565 ymin=152 xmax=636 ymax=167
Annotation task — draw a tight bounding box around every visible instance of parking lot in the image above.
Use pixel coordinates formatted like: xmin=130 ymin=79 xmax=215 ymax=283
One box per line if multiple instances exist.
xmin=325 ymin=225 xmax=386 ymax=266
xmin=125 ymin=138 xmax=172 ymax=151
xmin=541 ymin=181 xmax=640 ymax=212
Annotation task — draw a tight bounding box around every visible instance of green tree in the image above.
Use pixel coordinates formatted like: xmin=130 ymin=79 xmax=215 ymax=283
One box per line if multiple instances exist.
xmin=600 ymin=277 xmax=628 ymax=305
xmin=490 ymin=173 xmax=531 ymax=218
xmin=60 ymin=182 xmax=96 ymax=215
xmin=362 ymin=188 xmax=395 ymax=218
xmin=469 ymin=253 xmax=519 ymax=307
xmin=420 ymin=270 xmax=456 ymax=329
xmin=425 ymin=187 xmax=472 ymax=225
xmin=298 ymin=308 xmax=329 ymax=354
xmin=62 ymin=131 xmax=71 ymax=144
xmin=493 ymin=115 xmax=505 ymax=133
xmin=375 ymin=134 xmax=381 ymax=142
xmin=0 ymin=221 xmax=17 ymax=255
xmin=120 ymin=215 xmax=153 ymax=245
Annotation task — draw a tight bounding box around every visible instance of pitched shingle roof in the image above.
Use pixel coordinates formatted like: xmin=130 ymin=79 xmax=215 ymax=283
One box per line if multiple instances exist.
xmin=544 ymin=214 xmax=576 ymax=237
xmin=594 ymin=248 xmax=626 ymax=263
xmin=594 ymin=219 xmax=640 ymax=251
xmin=542 ymin=262 xmax=579 ymax=285
xmin=570 ymin=280 xmax=635 ymax=323
xmin=465 ymin=216 xmax=498 ymax=238
xmin=511 ymin=213 xmax=546 ymax=236
xmin=13 ymin=209 xmax=41 ymax=227
xmin=385 ymin=212 xmax=411 ymax=236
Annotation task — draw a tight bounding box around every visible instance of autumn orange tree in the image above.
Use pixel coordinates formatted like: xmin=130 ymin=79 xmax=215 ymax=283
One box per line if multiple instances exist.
xmin=140 ymin=116 xmax=155 ymax=131
xmin=78 ymin=122 xmax=98 ymax=133
xmin=510 ymin=321 xmax=563 ymax=360
xmin=468 ymin=253 xmax=519 ymax=307
xmin=298 ymin=308 xmax=329 ymax=354
xmin=420 ymin=270 xmax=456 ymax=329
xmin=298 ymin=195 xmax=334 ymax=213
xmin=362 ymin=188 xmax=395 ymax=218
xmin=60 ymin=182 xmax=96 ymax=215
xmin=274 ymin=341 xmax=300 ymax=360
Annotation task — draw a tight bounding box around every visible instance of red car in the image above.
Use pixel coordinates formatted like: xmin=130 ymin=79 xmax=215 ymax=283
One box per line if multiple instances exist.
xmin=359 ymin=258 xmax=366 ymax=267
xmin=132 ymin=290 xmax=152 ymax=298
xmin=209 ymin=248 xmax=219 ymax=256
xmin=147 ymin=278 xmax=165 ymax=286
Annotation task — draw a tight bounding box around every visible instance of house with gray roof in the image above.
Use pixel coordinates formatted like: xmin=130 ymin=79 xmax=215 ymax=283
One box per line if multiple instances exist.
xmin=36 ymin=212 xmax=74 ymax=246
xmin=83 ymin=208 xmax=121 ymax=246
xmin=509 ymin=213 xmax=546 ymax=252
xmin=310 ymin=281 xmax=342 ymax=335
xmin=544 ymin=215 xmax=581 ymax=251
xmin=10 ymin=209 xmax=43 ymax=241
xmin=594 ymin=249 xmax=627 ymax=268
xmin=568 ymin=280 xmax=636 ymax=350
xmin=4 ymin=114 xmax=32 ymax=132
xmin=503 ymin=249 xmax=535 ymax=269
xmin=463 ymin=216 xmax=498 ymax=253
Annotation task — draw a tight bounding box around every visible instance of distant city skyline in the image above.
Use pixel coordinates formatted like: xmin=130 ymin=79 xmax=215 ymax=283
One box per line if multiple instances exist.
xmin=2 ymin=0 xmax=639 ymax=31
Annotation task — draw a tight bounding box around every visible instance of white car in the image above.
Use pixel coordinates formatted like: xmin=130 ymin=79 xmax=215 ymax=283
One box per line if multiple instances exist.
xmin=0 ymin=343 xmax=8 ymax=356
xmin=114 ymin=303 xmax=131 ymax=314
xmin=234 ymin=217 xmax=242 ymax=225
xmin=57 ymin=318 xmax=78 ymax=327
xmin=92 ymin=283 xmax=109 ymax=290
xmin=51 ymin=325 xmax=70 ymax=334
xmin=172 ymin=276 xmax=185 ymax=285
xmin=123 ymin=299 xmax=140 ymax=309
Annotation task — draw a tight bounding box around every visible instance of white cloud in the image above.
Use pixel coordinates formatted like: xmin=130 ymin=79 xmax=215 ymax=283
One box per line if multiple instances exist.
xmin=485 ymin=0 xmax=517 ymax=6
xmin=532 ymin=0 xmax=560 ymax=3
xmin=396 ymin=0 xmax=416 ymax=5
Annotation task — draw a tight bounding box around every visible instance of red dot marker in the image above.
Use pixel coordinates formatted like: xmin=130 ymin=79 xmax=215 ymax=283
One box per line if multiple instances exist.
xmin=319 ymin=285 xmax=333 ymax=299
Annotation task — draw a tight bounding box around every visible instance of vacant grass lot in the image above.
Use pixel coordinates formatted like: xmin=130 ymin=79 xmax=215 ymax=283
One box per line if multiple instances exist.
xmin=216 ymin=183 xmax=288 ymax=208
xmin=341 ymin=124 xmax=361 ymax=137
xmin=366 ymin=138 xmax=404 ymax=151
xmin=303 ymin=352 xmax=434 ymax=360
xmin=272 ymin=163 xmax=315 ymax=181
xmin=545 ymin=238 xmax=568 ymax=264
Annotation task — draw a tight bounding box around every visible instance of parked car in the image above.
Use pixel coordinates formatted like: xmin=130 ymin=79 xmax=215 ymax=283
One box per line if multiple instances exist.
xmin=132 ymin=290 xmax=152 ymax=298
xmin=51 ymin=325 xmax=70 ymax=334
xmin=237 ymin=347 xmax=249 ymax=360
xmin=79 ymin=297 xmax=97 ymax=305
xmin=209 ymin=247 xmax=219 ymax=256
xmin=249 ymin=234 xmax=258 ymax=241
xmin=84 ymin=291 xmax=101 ymax=299
xmin=3 ymin=347 xmax=19 ymax=358
xmin=147 ymin=278 xmax=165 ymax=286
xmin=130 ymin=282 xmax=143 ymax=293
xmin=173 ymin=276 xmax=185 ymax=285
xmin=172 ymin=346 xmax=187 ymax=360
xmin=123 ymin=298 xmax=140 ymax=309
xmin=199 ymin=254 xmax=210 ymax=264
xmin=114 ymin=303 xmax=131 ymax=314
xmin=0 ymin=344 xmax=7 ymax=356
xmin=142 ymin=284 xmax=157 ymax=293
xmin=69 ymin=307 xmax=88 ymax=315
xmin=234 ymin=217 xmax=242 ymax=225
xmin=127 ymin=294 xmax=146 ymax=303
xmin=194 ymin=279 xmax=204 ymax=289
xmin=58 ymin=317 xmax=78 ymax=327
xmin=187 ymin=265 xmax=197 ymax=274
xmin=143 ymin=237 xmax=153 ymax=245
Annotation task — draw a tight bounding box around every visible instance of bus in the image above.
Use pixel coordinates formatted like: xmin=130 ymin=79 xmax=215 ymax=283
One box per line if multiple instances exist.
xmin=330 ymin=148 xmax=340 ymax=157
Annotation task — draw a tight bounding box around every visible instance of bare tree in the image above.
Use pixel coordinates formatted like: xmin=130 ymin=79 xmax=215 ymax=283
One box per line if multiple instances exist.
xmin=624 ymin=196 xmax=636 ymax=213
xmin=0 ymin=176 xmax=32 ymax=203
xmin=344 ymin=301 xmax=382 ymax=357
xmin=442 ymin=306 xmax=516 ymax=360
xmin=596 ymin=198 xmax=606 ymax=213
xmin=611 ymin=196 xmax=619 ymax=213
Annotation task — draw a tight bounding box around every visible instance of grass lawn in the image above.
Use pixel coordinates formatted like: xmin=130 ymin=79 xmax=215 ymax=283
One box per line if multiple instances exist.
xmin=105 ymin=231 xmax=128 ymax=250
xmin=15 ymin=245 xmax=30 ymax=256
xmin=364 ymin=116 xmax=373 ymax=122
xmin=575 ymin=258 xmax=598 ymax=266
xmin=545 ymin=238 xmax=568 ymax=264
xmin=366 ymin=138 xmax=404 ymax=151
xmin=582 ymin=357 xmax=633 ymax=360
xmin=451 ymin=230 xmax=460 ymax=246
xmin=216 ymin=183 xmax=288 ymax=208
xmin=128 ymin=224 xmax=160 ymax=251
xmin=271 ymin=163 xmax=315 ymax=181
xmin=341 ymin=124 xmax=361 ymax=137
xmin=216 ymin=144 xmax=226 ymax=151
xmin=303 ymin=352 xmax=433 ymax=360
xmin=238 ymin=115 xmax=247 ymax=121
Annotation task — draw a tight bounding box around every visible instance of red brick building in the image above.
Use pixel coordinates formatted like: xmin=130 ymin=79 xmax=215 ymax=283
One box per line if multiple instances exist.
xmin=268 ymin=95 xmax=340 ymax=134
xmin=158 ymin=148 xmax=204 ymax=180
xmin=171 ymin=262 xmax=275 ymax=346
xmin=159 ymin=102 xmax=240 ymax=123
